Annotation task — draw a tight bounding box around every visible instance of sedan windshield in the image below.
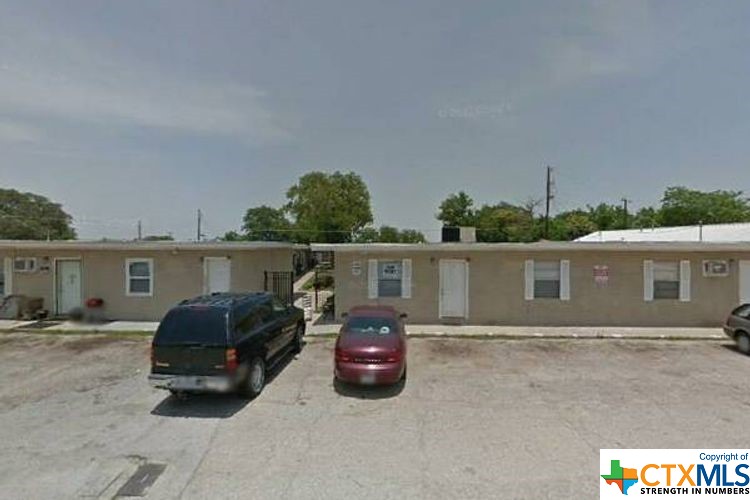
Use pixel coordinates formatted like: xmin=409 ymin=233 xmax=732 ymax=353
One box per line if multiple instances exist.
xmin=345 ymin=316 xmax=398 ymax=335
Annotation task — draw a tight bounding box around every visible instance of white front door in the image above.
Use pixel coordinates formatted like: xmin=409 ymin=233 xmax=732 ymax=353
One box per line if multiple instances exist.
xmin=204 ymin=257 xmax=231 ymax=294
xmin=439 ymin=259 xmax=468 ymax=318
xmin=56 ymin=260 xmax=82 ymax=314
xmin=741 ymin=260 xmax=750 ymax=305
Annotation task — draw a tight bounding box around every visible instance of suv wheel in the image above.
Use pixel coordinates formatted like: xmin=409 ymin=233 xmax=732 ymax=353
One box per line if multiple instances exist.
xmin=292 ymin=324 xmax=305 ymax=353
xmin=737 ymin=332 xmax=750 ymax=355
xmin=239 ymin=357 xmax=266 ymax=399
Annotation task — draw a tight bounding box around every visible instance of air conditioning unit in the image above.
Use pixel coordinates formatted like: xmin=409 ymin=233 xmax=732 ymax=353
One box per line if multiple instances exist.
xmin=702 ymin=260 xmax=729 ymax=277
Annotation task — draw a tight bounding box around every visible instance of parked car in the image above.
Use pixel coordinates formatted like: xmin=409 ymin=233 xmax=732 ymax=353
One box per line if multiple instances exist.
xmin=724 ymin=303 xmax=750 ymax=353
xmin=149 ymin=292 xmax=305 ymax=398
xmin=334 ymin=305 xmax=407 ymax=386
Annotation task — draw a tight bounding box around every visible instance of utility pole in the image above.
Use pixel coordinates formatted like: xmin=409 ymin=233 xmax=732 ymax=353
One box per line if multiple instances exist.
xmin=544 ymin=166 xmax=554 ymax=239
xmin=137 ymin=220 xmax=142 ymax=240
xmin=197 ymin=209 xmax=202 ymax=242
xmin=621 ymin=198 xmax=631 ymax=229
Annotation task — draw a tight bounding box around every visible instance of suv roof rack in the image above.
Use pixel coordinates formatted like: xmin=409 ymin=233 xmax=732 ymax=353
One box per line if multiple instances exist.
xmin=177 ymin=292 xmax=271 ymax=309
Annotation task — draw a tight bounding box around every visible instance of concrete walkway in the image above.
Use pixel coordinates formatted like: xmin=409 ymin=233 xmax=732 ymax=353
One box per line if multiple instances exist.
xmin=0 ymin=319 xmax=159 ymax=334
xmin=306 ymin=323 xmax=727 ymax=340
xmin=0 ymin=318 xmax=727 ymax=341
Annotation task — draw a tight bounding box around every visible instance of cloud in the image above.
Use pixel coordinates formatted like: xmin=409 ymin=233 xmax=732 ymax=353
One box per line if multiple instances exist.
xmin=0 ymin=14 xmax=289 ymax=144
xmin=0 ymin=120 xmax=41 ymax=143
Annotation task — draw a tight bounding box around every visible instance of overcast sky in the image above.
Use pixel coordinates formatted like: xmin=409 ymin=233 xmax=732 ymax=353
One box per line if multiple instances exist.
xmin=2 ymin=0 xmax=749 ymax=240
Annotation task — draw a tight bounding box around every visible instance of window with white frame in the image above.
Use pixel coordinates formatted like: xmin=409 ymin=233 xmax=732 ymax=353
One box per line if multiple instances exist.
xmin=644 ymin=260 xmax=690 ymax=302
xmin=524 ymin=259 xmax=570 ymax=301
xmin=368 ymin=259 xmax=412 ymax=299
xmin=14 ymin=257 xmax=36 ymax=273
xmin=126 ymin=258 xmax=153 ymax=296
xmin=534 ymin=261 xmax=561 ymax=299
xmin=653 ymin=262 xmax=680 ymax=299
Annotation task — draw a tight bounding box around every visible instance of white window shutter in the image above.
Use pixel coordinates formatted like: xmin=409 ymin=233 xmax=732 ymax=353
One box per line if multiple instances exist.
xmin=524 ymin=260 xmax=534 ymax=301
xmin=679 ymin=260 xmax=691 ymax=302
xmin=401 ymin=259 xmax=412 ymax=298
xmin=560 ymin=260 xmax=570 ymax=301
xmin=3 ymin=258 xmax=12 ymax=295
xmin=367 ymin=259 xmax=378 ymax=299
xmin=643 ymin=260 xmax=654 ymax=302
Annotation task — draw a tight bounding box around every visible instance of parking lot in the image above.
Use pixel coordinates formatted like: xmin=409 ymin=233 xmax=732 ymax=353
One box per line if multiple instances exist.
xmin=0 ymin=332 xmax=748 ymax=499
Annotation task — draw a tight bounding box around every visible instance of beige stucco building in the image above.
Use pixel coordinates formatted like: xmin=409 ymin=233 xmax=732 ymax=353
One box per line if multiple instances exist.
xmin=0 ymin=241 xmax=296 ymax=321
xmin=315 ymin=242 xmax=750 ymax=327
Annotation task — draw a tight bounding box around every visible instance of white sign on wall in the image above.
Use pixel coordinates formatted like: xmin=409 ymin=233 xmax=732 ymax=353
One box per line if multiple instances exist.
xmin=351 ymin=260 xmax=362 ymax=276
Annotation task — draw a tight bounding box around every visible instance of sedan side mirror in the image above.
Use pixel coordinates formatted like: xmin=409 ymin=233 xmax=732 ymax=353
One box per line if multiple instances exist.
xmin=399 ymin=313 xmax=408 ymax=319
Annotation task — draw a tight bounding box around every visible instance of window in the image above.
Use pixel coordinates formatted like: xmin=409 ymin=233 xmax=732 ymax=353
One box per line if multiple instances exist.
xmin=525 ymin=259 xmax=570 ymax=300
xmin=14 ymin=257 xmax=36 ymax=273
xmin=533 ymin=261 xmax=561 ymax=299
xmin=367 ymin=259 xmax=412 ymax=299
xmin=378 ymin=261 xmax=402 ymax=297
xmin=126 ymin=258 xmax=153 ymax=296
xmin=653 ymin=262 xmax=679 ymax=300
xmin=0 ymin=267 xmax=4 ymax=296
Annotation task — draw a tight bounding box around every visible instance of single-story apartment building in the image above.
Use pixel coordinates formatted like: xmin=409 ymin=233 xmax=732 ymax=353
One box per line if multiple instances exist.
xmin=0 ymin=240 xmax=297 ymax=321
xmin=313 ymin=242 xmax=750 ymax=327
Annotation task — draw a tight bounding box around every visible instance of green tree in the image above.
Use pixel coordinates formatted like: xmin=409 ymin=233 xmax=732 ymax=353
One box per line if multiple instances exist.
xmin=398 ymin=228 xmax=426 ymax=243
xmin=353 ymin=226 xmax=380 ymax=243
xmin=221 ymin=230 xmax=244 ymax=241
xmin=0 ymin=189 xmax=76 ymax=240
xmin=587 ymin=203 xmax=627 ymax=231
xmin=286 ymin=171 xmax=373 ymax=243
xmin=241 ymin=205 xmax=293 ymax=241
xmin=473 ymin=203 xmax=535 ymax=242
xmin=377 ymin=225 xmax=401 ymax=243
xmin=633 ymin=207 xmax=660 ymax=229
xmin=658 ymin=186 xmax=750 ymax=226
xmin=549 ymin=210 xmax=597 ymax=240
xmin=436 ymin=191 xmax=475 ymax=227
xmin=353 ymin=225 xmax=426 ymax=243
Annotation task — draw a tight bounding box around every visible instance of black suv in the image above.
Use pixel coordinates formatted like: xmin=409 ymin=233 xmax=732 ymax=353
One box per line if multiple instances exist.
xmin=149 ymin=292 xmax=305 ymax=398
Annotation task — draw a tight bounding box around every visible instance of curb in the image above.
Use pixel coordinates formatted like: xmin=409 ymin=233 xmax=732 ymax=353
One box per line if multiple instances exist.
xmin=304 ymin=331 xmax=728 ymax=341
xmin=2 ymin=328 xmax=154 ymax=337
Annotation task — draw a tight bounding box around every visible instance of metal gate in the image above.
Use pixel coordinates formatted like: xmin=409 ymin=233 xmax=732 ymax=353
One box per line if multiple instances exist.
xmin=264 ymin=271 xmax=294 ymax=305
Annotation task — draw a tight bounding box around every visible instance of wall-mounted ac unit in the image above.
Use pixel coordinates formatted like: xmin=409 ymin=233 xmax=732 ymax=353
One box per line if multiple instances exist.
xmin=13 ymin=257 xmax=37 ymax=273
xmin=702 ymin=260 xmax=729 ymax=277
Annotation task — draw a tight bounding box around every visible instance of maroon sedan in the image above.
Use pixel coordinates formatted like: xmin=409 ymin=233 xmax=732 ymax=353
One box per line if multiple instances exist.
xmin=334 ymin=306 xmax=407 ymax=386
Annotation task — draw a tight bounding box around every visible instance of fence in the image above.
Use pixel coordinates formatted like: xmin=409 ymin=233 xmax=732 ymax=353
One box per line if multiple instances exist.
xmin=264 ymin=271 xmax=294 ymax=305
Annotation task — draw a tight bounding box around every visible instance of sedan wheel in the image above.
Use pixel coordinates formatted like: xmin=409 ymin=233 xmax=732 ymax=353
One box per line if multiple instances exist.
xmin=737 ymin=333 xmax=750 ymax=355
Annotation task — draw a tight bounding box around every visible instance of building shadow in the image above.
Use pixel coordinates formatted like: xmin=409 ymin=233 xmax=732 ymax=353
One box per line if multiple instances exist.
xmin=333 ymin=377 xmax=405 ymax=400
xmin=150 ymin=349 xmax=301 ymax=418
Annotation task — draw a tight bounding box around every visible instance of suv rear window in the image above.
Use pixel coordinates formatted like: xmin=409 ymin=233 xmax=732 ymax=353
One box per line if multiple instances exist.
xmin=154 ymin=306 xmax=229 ymax=346
xmin=344 ymin=316 xmax=398 ymax=335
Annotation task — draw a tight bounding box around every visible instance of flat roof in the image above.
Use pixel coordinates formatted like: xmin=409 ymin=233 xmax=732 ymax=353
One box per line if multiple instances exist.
xmin=0 ymin=240 xmax=300 ymax=251
xmin=311 ymin=241 xmax=750 ymax=253
xmin=577 ymin=222 xmax=750 ymax=243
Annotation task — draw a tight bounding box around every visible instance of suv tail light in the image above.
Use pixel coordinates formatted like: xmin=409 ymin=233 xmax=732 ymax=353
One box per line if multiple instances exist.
xmin=225 ymin=348 xmax=238 ymax=372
